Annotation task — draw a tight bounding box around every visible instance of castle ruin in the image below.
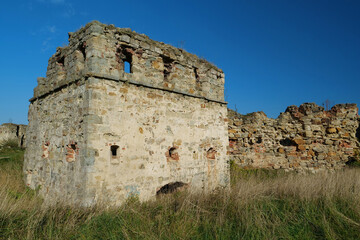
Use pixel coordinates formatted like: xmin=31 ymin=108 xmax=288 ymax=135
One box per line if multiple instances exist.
xmin=0 ymin=123 xmax=26 ymax=148
xmin=24 ymin=21 xmax=229 ymax=206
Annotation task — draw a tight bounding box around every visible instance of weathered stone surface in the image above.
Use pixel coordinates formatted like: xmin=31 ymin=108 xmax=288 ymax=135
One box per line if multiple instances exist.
xmin=30 ymin=21 xmax=225 ymax=104
xmin=228 ymin=103 xmax=360 ymax=172
xmin=24 ymin=21 xmax=229 ymax=206
xmin=0 ymin=123 xmax=26 ymax=148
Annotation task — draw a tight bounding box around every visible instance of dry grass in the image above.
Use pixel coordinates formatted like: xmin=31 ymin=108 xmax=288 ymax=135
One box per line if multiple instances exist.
xmin=231 ymin=169 xmax=360 ymax=202
xmin=1 ymin=149 xmax=360 ymax=239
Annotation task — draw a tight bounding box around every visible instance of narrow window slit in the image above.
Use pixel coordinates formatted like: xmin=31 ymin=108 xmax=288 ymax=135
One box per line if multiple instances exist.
xmin=162 ymin=55 xmax=174 ymax=81
xmin=124 ymin=61 xmax=131 ymax=73
xmin=78 ymin=42 xmax=86 ymax=60
xmin=111 ymin=145 xmax=119 ymax=157
xmin=117 ymin=46 xmax=133 ymax=73
xmin=194 ymin=68 xmax=200 ymax=81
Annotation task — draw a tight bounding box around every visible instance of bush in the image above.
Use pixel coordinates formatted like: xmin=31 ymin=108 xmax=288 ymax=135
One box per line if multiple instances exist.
xmin=0 ymin=138 xmax=19 ymax=150
xmin=346 ymin=148 xmax=360 ymax=168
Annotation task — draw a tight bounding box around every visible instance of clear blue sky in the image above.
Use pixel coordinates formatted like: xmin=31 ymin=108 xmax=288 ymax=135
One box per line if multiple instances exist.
xmin=1 ymin=0 xmax=359 ymax=124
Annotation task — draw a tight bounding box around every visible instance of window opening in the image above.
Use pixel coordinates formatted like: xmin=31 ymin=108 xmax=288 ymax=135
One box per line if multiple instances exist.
xmin=280 ymin=138 xmax=297 ymax=146
xmin=206 ymin=148 xmax=217 ymax=160
xmin=57 ymin=56 xmax=65 ymax=66
xmin=117 ymin=46 xmax=133 ymax=73
xmin=194 ymin=68 xmax=200 ymax=81
xmin=162 ymin=55 xmax=174 ymax=81
xmin=124 ymin=61 xmax=131 ymax=73
xmin=78 ymin=42 xmax=86 ymax=60
xmin=168 ymin=147 xmax=179 ymax=160
xmin=111 ymin=145 xmax=119 ymax=157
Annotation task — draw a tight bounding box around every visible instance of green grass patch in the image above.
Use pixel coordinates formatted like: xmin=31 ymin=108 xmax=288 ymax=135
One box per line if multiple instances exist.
xmin=0 ymin=147 xmax=24 ymax=168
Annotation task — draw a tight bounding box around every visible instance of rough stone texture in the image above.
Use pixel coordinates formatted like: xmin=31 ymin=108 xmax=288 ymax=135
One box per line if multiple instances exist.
xmin=24 ymin=21 xmax=229 ymax=206
xmin=0 ymin=123 xmax=26 ymax=148
xmin=228 ymin=103 xmax=360 ymax=172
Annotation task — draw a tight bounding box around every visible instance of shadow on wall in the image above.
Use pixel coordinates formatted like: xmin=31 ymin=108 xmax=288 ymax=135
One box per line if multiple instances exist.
xmin=357 ymin=119 xmax=360 ymax=142
xmin=346 ymin=119 xmax=360 ymax=166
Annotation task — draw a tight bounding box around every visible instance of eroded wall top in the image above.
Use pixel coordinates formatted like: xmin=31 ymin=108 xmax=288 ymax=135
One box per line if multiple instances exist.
xmin=32 ymin=21 xmax=225 ymax=103
xmin=228 ymin=103 xmax=360 ymax=172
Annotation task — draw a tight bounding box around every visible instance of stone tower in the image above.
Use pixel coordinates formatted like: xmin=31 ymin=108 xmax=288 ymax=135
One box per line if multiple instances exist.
xmin=24 ymin=21 xmax=229 ymax=206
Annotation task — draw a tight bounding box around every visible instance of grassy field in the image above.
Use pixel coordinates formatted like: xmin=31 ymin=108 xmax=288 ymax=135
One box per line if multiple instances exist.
xmin=1 ymin=146 xmax=360 ymax=239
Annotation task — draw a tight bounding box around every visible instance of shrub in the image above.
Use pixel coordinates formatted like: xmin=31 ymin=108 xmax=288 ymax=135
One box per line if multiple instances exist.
xmin=346 ymin=148 xmax=360 ymax=168
xmin=0 ymin=138 xmax=19 ymax=150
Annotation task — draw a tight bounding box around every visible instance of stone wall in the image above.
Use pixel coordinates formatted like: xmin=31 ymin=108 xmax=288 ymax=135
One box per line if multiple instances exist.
xmin=24 ymin=21 xmax=229 ymax=206
xmin=86 ymin=77 xmax=228 ymax=205
xmin=0 ymin=123 xmax=26 ymax=148
xmin=228 ymin=103 xmax=360 ymax=172
xmin=24 ymin=81 xmax=89 ymax=203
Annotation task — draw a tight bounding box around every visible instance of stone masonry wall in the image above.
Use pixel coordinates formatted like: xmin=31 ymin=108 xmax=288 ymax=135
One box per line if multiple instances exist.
xmin=228 ymin=103 xmax=360 ymax=172
xmin=86 ymin=77 xmax=228 ymax=205
xmin=25 ymin=21 xmax=229 ymax=206
xmin=24 ymin=81 xmax=89 ymax=203
xmin=0 ymin=123 xmax=26 ymax=148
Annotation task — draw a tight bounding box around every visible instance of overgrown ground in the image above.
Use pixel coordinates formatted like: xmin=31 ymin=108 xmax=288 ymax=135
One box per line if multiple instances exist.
xmin=1 ymin=145 xmax=360 ymax=239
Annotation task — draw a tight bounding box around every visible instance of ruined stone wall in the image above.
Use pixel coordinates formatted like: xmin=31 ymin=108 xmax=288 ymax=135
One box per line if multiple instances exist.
xmin=25 ymin=21 xmax=228 ymax=206
xmin=24 ymin=80 xmax=90 ymax=203
xmin=228 ymin=103 xmax=360 ymax=172
xmin=0 ymin=123 xmax=26 ymax=148
xmin=31 ymin=21 xmax=224 ymax=103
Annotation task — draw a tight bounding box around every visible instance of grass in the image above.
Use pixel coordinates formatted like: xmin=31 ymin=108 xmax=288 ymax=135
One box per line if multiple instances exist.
xmin=1 ymin=149 xmax=360 ymax=239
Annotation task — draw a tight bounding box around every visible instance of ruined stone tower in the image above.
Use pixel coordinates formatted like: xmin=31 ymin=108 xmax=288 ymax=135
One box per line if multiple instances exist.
xmin=24 ymin=21 xmax=229 ymax=206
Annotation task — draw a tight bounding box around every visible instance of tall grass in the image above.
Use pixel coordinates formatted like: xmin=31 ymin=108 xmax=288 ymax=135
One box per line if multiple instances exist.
xmin=1 ymin=148 xmax=360 ymax=239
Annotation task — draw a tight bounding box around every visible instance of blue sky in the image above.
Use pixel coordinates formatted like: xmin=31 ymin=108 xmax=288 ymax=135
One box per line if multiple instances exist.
xmin=1 ymin=0 xmax=359 ymax=124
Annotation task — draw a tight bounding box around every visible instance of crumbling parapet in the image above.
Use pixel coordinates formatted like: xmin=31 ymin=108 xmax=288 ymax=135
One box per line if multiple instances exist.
xmin=25 ymin=21 xmax=229 ymax=206
xmin=0 ymin=123 xmax=26 ymax=148
xmin=228 ymin=103 xmax=359 ymax=172
xmin=32 ymin=21 xmax=225 ymax=103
